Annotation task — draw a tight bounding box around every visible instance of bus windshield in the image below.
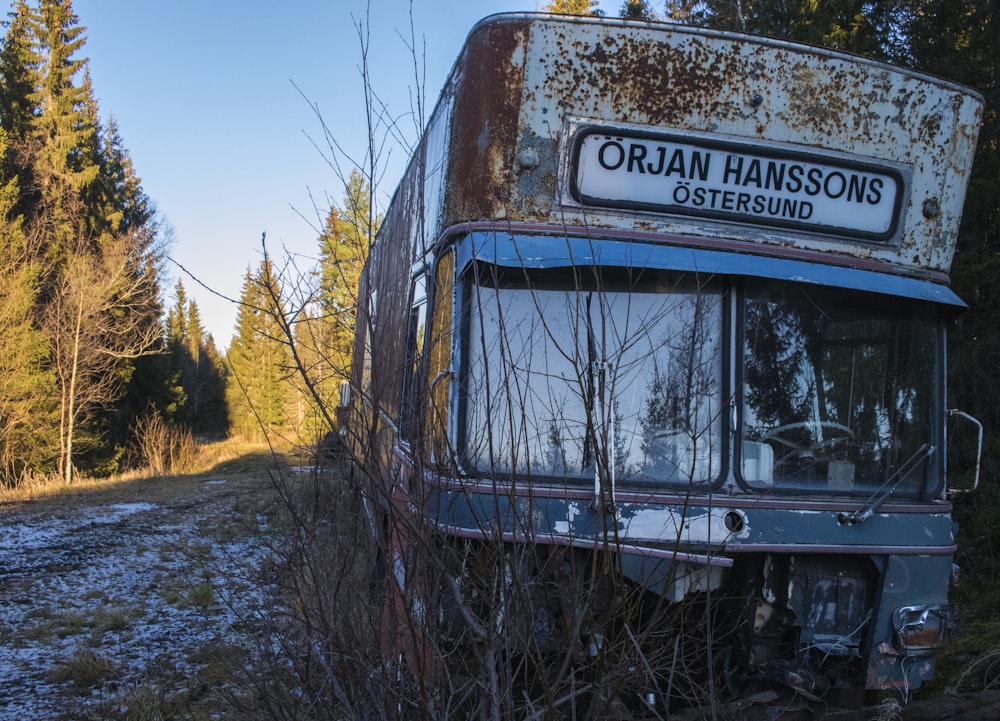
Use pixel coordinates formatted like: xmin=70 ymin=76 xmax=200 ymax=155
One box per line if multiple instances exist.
xmin=741 ymin=280 xmax=942 ymax=496
xmin=461 ymin=268 xmax=723 ymax=485
xmin=457 ymin=261 xmax=943 ymax=497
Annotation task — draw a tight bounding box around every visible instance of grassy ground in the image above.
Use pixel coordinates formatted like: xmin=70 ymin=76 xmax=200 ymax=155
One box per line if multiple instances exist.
xmin=0 ymin=438 xmax=294 ymax=507
xmin=0 ymin=438 xmax=319 ymax=721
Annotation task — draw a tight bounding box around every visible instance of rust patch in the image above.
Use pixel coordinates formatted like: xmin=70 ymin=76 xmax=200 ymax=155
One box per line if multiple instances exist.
xmin=445 ymin=18 xmax=530 ymax=225
xmin=541 ymin=31 xmax=735 ymax=128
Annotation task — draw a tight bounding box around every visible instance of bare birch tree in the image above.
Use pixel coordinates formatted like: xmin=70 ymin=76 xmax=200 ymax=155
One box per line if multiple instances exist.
xmin=45 ymin=232 xmax=162 ymax=484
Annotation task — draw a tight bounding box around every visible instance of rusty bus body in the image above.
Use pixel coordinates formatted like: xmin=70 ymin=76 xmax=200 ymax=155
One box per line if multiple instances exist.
xmin=342 ymin=13 xmax=983 ymax=717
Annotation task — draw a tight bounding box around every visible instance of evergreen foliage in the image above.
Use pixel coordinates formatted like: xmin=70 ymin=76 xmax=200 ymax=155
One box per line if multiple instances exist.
xmin=542 ymin=0 xmax=602 ymax=15
xmin=905 ymin=0 xmax=1000 ymax=480
xmin=620 ymin=0 xmax=655 ymax=20
xmin=0 ymin=0 xmax=166 ymax=484
xmin=317 ymin=169 xmax=373 ymax=380
xmin=226 ymin=259 xmax=294 ymax=442
xmin=164 ymin=281 xmax=227 ymax=436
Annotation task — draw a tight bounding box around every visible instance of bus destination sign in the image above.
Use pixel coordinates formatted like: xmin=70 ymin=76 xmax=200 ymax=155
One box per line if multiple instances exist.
xmin=571 ymin=128 xmax=904 ymax=242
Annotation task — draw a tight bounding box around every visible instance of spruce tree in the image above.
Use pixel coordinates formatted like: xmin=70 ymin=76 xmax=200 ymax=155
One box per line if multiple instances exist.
xmin=162 ymin=281 xmax=228 ymax=436
xmin=689 ymin=0 xmax=894 ymax=55
xmin=226 ymin=260 xmax=293 ymax=442
xmin=542 ymin=0 xmax=601 ymax=14
xmin=0 ymin=128 xmax=58 ymax=485
xmin=619 ymin=0 xmax=655 ymax=20
xmin=0 ymin=0 xmax=41 ymax=215
xmin=31 ymin=0 xmax=98 ymax=262
xmin=906 ymin=0 xmax=1000 ymax=472
xmin=317 ymin=169 xmax=373 ymax=380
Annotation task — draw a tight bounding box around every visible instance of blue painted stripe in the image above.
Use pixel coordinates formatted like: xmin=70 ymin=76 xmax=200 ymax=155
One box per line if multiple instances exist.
xmin=454 ymin=231 xmax=965 ymax=307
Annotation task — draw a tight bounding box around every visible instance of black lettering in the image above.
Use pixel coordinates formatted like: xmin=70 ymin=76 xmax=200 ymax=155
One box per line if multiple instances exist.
xmin=867 ymin=178 xmax=883 ymax=205
xmin=767 ymin=197 xmax=782 ymax=215
xmin=721 ymin=190 xmax=736 ymax=210
xmin=805 ymin=167 xmax=823 ymax=196
xmin=764 ymin=161 xmax=785 ymax=191
xmin=753 ymin=195 xmax=766 ymax=214
xmin=736 ymin=192 xmax=751 ymax=212
xmin=847 ymin=174 xmax=867 ymax=203
xmin=693 ymin=187 xmax=706 ymax=206
xmin=786 ymin=165 xmax=803 ymax=193
xmin=627 ymin=143 xmax=647 ymax=173
xmin=598 ymin=140 xmax=625 ymax=170
xmin=743 ymin=158 xmax=762 ymax=188
xmin=690 ymin=151 xmax=710 ymax=181
xmin=782 ymin=199 xmax=798 ymax=217
xmin=798 ymin=201 xmax=813 ymax=219
xmin=665 ymin=148 xmax=687 ymax=177
xmin=824 ymin=171 xmax=847 ymax=199
xmin=647 ymin=146 xmax=665 ymax=175
xmin=707 ymin=188 xmax=722 ymax=207
xmin=723 ymin=155 xmax=744 ymax=185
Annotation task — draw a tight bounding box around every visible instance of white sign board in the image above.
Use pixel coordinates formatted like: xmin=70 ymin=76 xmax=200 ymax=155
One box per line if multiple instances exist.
xmin=572 ymin=129 xmax=904 ymax=241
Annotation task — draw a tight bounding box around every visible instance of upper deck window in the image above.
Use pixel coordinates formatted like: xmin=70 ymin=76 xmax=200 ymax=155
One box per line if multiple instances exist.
xmin=460 ymin=267 xmax=723 ymax=485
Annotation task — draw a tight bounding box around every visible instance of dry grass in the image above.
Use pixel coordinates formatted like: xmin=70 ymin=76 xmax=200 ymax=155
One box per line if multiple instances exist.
xmin=0 ymin=438 xmax=305 ymax=509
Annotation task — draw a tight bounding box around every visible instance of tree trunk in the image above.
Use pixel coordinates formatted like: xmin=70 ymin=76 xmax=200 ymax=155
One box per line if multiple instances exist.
xmin=63 ymin=290 xmax=83 ymax=485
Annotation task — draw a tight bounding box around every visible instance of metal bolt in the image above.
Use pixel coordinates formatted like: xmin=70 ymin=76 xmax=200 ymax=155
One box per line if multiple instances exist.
xmin=517 ymin=147 xmax=539 ymax=170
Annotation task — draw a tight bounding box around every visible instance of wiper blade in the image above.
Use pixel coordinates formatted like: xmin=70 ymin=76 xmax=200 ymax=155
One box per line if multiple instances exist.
xmin=838 ymin=443 xmax=936 ymax=526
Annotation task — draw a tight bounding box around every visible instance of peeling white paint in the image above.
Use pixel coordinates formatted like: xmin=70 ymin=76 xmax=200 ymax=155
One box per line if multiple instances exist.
xmin=621 ymin=507 xmax=751 ymax=543
xmin=554 ymin=500 xmax=589 ymax=534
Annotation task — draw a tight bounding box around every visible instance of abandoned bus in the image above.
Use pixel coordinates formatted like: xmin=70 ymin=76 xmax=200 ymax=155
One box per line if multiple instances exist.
xmin=341 ymin=12 xmax=983 ymax=718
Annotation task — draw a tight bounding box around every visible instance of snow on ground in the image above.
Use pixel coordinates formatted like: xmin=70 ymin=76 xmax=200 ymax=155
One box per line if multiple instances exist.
xmin=0 ymin=478 xmax=276 ymax=720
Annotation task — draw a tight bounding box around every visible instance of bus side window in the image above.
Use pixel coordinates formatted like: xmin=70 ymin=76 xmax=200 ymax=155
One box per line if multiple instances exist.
xmin=424 ymin=251 xmax=454 ymax=466
xmin=401 ymin=274 xmax=427 ymax=442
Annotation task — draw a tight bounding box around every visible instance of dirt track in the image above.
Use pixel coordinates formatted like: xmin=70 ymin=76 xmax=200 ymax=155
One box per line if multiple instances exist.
xmin=0 ymin=469 xmax=280 ymax=721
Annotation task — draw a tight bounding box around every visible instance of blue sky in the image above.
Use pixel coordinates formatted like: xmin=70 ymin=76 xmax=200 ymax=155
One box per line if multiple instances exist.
xmin=72 ymin=1 xmax=614 ymax=345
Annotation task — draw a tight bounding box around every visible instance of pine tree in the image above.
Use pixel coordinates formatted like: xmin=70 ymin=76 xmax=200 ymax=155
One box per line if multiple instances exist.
xmin=197 ymin=333 xmax=228 ymax=436
xmin=0 ymin=0 xmax=42 ymax=213
xmin=619 ymin=0 xmax=655 ymax=20
xmin=542 ymin=0 xmax=601 ymax=15
xmin=162 ymin=281 xmax=228 ymax=436
xmin=31 ymin=0 xmax=98 ymax=264
xmin=690 ymin=0 xmax=901 ymax=56
xmin=317 ymin=169 xmax=373 ymax=379
xmin=226 ymin=260 xmax=294 ymax=442
xmin=0 ymin=128 xmax=58 ymax=485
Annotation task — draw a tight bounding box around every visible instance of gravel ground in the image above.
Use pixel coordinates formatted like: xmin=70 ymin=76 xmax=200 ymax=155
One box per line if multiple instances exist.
xmin=0 ymin=471 xmax=281 ymax=721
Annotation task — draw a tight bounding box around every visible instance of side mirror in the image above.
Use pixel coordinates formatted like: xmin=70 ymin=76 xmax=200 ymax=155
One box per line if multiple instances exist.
xmin=947 ymin=409 xmax=983 ymax=493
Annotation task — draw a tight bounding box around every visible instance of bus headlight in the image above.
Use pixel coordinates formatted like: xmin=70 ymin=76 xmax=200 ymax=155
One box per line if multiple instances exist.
xmin=892 ymin=605 xmax=953 ymax=655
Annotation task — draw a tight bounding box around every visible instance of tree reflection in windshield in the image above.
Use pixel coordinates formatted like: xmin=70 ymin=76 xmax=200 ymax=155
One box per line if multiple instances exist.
xmin=462 ymin=269 xmax=723 ymax=485
xmin=741 ymin=281 xmax=940 ymax=495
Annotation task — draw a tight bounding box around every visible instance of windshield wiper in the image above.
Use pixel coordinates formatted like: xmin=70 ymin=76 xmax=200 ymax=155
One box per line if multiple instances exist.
xmin=838 ymin=443 xmax=936 ymax=526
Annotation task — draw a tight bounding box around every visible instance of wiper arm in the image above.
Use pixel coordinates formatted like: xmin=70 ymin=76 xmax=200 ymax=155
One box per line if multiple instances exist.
xmin=838 ymin=443 xmax=936 ymax=526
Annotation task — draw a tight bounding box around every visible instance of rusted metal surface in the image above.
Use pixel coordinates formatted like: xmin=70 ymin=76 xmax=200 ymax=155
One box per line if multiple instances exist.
xmin=431 ymin=13 xmax=982 ymax=276
xmin=443 ymin=18 xmax=530 ymax=225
